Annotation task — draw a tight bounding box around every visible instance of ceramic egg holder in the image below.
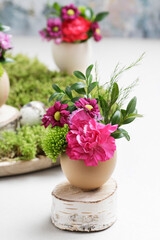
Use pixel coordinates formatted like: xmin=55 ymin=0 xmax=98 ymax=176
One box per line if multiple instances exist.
xmin=51 ymin=178 xmax=117 ymax=232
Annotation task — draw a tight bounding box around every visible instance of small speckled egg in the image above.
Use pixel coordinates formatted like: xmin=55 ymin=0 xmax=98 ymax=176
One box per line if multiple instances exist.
xmin=20 ymin=101 xmax=46 ymax=126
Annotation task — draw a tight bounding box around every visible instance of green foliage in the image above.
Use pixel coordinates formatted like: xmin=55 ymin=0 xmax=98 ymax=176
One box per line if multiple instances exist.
xmin=5 ymin=54 xmax=77 ymax=108
xmin=94 ymin=12 xmax=109 ymax=22
xmin=0 ymin=125 xmax=45 ymax=161
xmin=49 ymin=64 xmax=99 ymax=112
xmin=0 ymin=63 xmax=4 ymax=77
xmin=42 ymin=125 xmax=69 ymax=162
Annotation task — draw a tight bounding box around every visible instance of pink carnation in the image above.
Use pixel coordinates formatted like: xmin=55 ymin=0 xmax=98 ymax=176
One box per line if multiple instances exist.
xmin=66 ymin=110 xmax=118 ymax=166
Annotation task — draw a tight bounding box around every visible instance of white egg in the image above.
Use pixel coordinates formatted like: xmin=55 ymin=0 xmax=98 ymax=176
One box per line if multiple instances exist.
xmin=20 ymin=101 xmax=46 ymax=126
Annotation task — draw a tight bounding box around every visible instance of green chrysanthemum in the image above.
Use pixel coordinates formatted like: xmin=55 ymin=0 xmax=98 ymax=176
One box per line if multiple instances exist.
xmin=42 ymin=124 xmax=69 ymax=162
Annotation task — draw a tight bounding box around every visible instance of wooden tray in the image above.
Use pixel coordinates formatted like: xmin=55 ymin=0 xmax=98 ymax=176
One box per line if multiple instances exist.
xmin=0 ymin=155 xmax=60 ymax=177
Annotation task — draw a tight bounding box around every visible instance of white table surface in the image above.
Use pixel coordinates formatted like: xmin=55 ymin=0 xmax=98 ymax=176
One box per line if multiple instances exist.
xmin=0 ymin=37 xmax=160 ymax=240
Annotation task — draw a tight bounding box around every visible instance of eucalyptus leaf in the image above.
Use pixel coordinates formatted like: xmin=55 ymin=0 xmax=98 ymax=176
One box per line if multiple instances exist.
xmin=73 ymin=71 xmax=86 ymax=80
xmin=111 ymin=82 xmax=119 ymax=105
xmin=126 ymin=96 xmax=137 ymax=114
xmin=86 ymin=64 xmax=94 ymax=79
xmin=71 ymin=82 xmax=86 ymax=90
xmin=95 ymin=11 xmax=109 ymax=22
xmin=88 ymin=82 xmax=98 ymax=93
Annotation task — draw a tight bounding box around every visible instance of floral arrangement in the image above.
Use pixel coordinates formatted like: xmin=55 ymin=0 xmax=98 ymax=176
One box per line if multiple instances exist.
xmin=42 ymin=56 xmax=143 ymax=166
xmin=39 ymin=2 xmax=109 ymax=44
xmin=0 ymin=23 xmax=12 ymax=64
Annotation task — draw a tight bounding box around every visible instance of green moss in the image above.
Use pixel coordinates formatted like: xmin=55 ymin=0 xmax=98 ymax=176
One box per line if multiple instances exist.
xmin=5 ymin=54 xmax=77 ymax=108
xmin=0 ymin=125 xmax=45 ymax=161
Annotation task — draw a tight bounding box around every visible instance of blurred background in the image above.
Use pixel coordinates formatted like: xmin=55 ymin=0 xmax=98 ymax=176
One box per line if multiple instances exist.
xmin=0 ymin=0 xmax=160 ymax=38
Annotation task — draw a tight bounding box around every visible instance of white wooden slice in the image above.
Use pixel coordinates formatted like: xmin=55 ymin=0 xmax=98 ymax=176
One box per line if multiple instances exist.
xmin=51 ymin=178 xmax=117 ymax=232
xmin=0 ymin=104 xmax=21 ymax=131
xmin=0 ymin=155 xmax=60 ymax=177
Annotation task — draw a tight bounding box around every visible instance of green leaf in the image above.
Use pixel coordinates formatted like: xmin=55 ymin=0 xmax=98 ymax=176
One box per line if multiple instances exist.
xmin=52 ymin=84 xmax=63 ymax=93
xmin=126 ymin=96 xmax=137 ymax=114
xmin=88 ymin=82 xmax=98 ymax=93
xmin=121 ymin=109 xmax=126 ymax=117
xmin=67 ymin=105 xmax=77 ymax=112
xmin=99 ymin=96 xmax=109 ymax=123
xmin=61 ymin=100 xmax=70 ymax=104
xmin=86 ymin=64 xmax=94 ymax=79
xmin=53 ymin=2 xmax=61 ymax=13
xmin=111 ymin=131 xmax=123 ymax=139
xmin=0 ymin=24 xmax=10 ymax=32
xmin=123 ymin=112 xmax=143 ymax=124
xmin=65 ymin=86 xmax=72 ymax=99
xmin=84 ymin=7 xmax=94 ymax=20
xmin=71 ymin=97 xmax=81 ymax=103
xmin=88 ymin=74 xmax=93 ymax=84
xmin=111 ymin=110 xmax=121 ymax=125
xmin=0 ymin=58 xmax=14 ymax=63
xmin=74 ymin=88 xmax=86 ymax=95
xmin=73 ymin=71 xmax=86 ymax=80
xmin=56 ymin=94 xmax=65 ymax=101
xmin=95 ymin=11 xmax=109 ymax=22
xmin=71 ymin=82 xmax=86 ymax=91
xmin=49 ymin=92 xmax=60 ymax=102
xmin=119 ymin=128 xmax=130 ymax=141
xmin=111 ymin=82 xmax=119 ymax=105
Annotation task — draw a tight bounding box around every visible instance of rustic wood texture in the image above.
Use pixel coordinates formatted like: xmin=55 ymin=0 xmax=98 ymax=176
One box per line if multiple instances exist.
xmin=0 ymin=104 xmax=21 ymax=132
xmin=0 ymin=155 xmax=60 ymax=177
xmin=51 ymin=178 xmax=117 ymax=232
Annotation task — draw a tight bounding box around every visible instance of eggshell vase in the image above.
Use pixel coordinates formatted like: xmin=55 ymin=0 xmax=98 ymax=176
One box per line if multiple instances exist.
xmin=0 ymin=70 xmax=10 ymax=107
xmin=60 ymin=151 xmax=117 ymax=190
xmin=52 ymin=41 xmax=92 ymax=75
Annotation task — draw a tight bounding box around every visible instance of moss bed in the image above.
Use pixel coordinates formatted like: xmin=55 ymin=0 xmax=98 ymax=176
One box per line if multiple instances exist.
xmin=5 ymin=54 xmax=77 ymax=108
xmin=0 ymin=54 xmax=77 ymax=161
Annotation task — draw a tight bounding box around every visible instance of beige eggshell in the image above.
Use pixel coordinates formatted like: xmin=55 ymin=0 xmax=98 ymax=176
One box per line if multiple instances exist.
xmin=0 ymin=71 xmax=10 ymax=107
xmin=60 ymin=151 xmax=117 ymax=190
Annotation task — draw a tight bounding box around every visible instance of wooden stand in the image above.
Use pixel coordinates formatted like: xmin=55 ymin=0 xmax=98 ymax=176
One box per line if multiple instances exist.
xmin=51 ymin=178 xmax=117 ymax=232
xmin=0 ymin=104 xmax=21 ymax=132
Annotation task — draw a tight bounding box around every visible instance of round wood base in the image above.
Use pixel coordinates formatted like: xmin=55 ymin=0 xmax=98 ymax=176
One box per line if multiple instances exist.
xmin=51 ymin=178 xmax=117 ymax=232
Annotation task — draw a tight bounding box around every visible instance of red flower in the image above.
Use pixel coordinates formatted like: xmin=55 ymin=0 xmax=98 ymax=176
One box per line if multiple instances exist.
xmin=62 ymin=16 xmax=91 ymax=43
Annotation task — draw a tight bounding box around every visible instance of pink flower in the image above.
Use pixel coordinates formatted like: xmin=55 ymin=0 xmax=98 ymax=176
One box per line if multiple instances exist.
xmin=91 ymin=22 xmax=102 ymax=42
xmin=66 ymin=110 xmax=118 ymax=166
xmin=61 ymin=4 xmax=80 ymax=20
xmin=0 ymin=32 xmax=12 ymax=50
xmin=42 ymin=101 xmax=70 ymax=128
xmin=39 ymin=29 xmax=51 ymax=41
xmin=54 ymin=37 xmax=62 ymax=45
xmin=75 ymin=98 xmax=101 ymax=119
xmin=47 ymin=18 xmax=62 ymax=38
